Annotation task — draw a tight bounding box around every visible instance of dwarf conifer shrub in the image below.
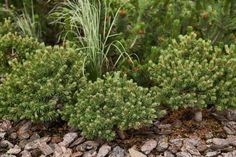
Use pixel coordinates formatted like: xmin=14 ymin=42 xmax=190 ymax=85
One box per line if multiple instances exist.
xmin=0 ymin=32 xmax=43 ymax=75
xmin=63 ymin=72 xmax=164 ymax=140
xmin=149 ymin=33 xmax=236 ymax=110
xmin=0 ymin=45 xmax=86 ymax=122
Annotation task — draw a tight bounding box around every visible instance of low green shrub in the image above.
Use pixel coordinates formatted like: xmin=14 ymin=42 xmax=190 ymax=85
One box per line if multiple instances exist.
xmin=63 ymin=72 xmax=164 ymax=140
xmin=149 ymin=33 xmax=236 ymax=110
xmin=0 ymin=18 xmax=16 ymax=35
xmin=0 ymin=32 xmax=43 ymax=75
xmin=0 ymin=45 xmax=86 ymax=122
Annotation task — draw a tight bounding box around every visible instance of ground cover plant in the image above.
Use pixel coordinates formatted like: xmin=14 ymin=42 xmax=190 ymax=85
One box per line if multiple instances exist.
xmin=0 ymin=0 xmax=235 ymax=142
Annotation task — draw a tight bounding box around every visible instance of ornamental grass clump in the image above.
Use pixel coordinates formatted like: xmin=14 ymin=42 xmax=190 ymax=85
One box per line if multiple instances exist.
xmin=63 ymin=72 xmax=164 ymax=140
xmin=0 ymin=32 xmax=43 ymax=75
xmin=0 ymin=45 xmax=86 ymax=122
xmin=149 ymin=33 xmax=236 ymax=111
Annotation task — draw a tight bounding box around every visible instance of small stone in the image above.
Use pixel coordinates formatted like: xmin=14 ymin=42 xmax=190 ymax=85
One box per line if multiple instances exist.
xmin=18 ymin=140 xmax=28 ymax=149
xmin=168 ymin=139 xmax=183 ymax=153
xmin=224 ymin=122 xmax=236 ymax=135
xmin=0 ymin=132 xmax=6 ymax=139
xmin=0 ymin=155 xmax=16 ymax=157
xmin=59 ymin=132 xmax=78 ymax=147
xmin=141 ymin=139 xmax=157 ymax=154
xmin=51 ymin=135 xmax=62 ymax=143
xmin=176 ymin=152 xmax=192 ymax=157
xmin=226 ymin=109 xmax=236 ymax=121
xmin=184 ymin=138 xmax=200 ymax=147
xmin=164 ymin=151 xmax=175 ymax=157
xmin=109 ymin=146 xmax=125 ymax=157
xmin=30 ymin=133 xmax=40 ymax=141
xmin=158 ymin=124 xmax=171 ymax=129
xmin=30 ymin=148 xmax=42 ymax=157
xmin=70 ymin=137 xmax=85 ymax=147
xmin=205 ymin=132 xmax=214 ymax=139
xmin=6 ymin=145 xmax=21 ymax=155
xmin=83 ymin=150 xmax=97 ymax=157
xmin=181 ymin=142 xmax=201 ymax=156
xmin=0 ymin=120 xmax=12 ymax=132
xmin=222 ymin=150 xmax=236 ymax=157
xmin=157 ymin=136 xmax=168 ymax=152
xmin=0 ymin=140 xmax=14 ymax=148
xmin=206 ymin=151 xmax=220 ymax=157
xmin=38 ymin=142 xmax=54 ymax=156
xmin=21 ymin=150 xmax=32 ymax=157
xmin=128 ymin=148 xmax=147 ymax=157
xmin=212 ymin=138 xmax=229 ymax=147
xmin=17 ymin=121 xmax=31 ymax=140
xmin=25 ymin=136 xmax=51 ymax=150
xmin=72 ymin=151 xmax=83 ymax=157
xmin=197 ymin=143 xmax=208 ymax=152
xmin=9 ymin=133 xmax=17 ymax=140
xmin=77 ymin=141 xmax=99 ymax=152
xmin=97 ymin=144 xmax=111 ymax=157
xmin=53 ymin=144 xmax=73 ymax=157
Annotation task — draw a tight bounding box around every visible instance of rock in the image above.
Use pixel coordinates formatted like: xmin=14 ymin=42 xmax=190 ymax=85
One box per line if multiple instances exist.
xmin=0 ymin=120 xmax=12 ymax=132
xmin=224 ymin=122 xmax=236 ymax=135
xmin=128 ymin=148 xmax=147 ymax=157
xmin=109 ymin=146 xmax=125 ymax=157
xmin=0 ymin=155 xmax=16 ymax=157
xmin=70 ymin=137 xmax=85 ymax=148
xmin=212 ymin=138 xmax=229 ymax=147
xmin=59 ymin=132 xmax=78 ymax=147
xmin=97 ymin=144 xmax=111 ymax=157
xmin=164 ymin=151 xmax=175 ymax=157
xmin=51 ymin=135 xmax=62 ymax=143
xmin=184 ymin=138 xmax=200 ymax=147
xmin=25 ymin=136 xmax=51 ymax=150
xmin=72 ymin=151 xmax=83 ymax=157
xmin=53 ymin=144 xmax=73 ymax=157
xmin=21 ymin=150 xmax=32 ymax=157
xmin=9 ymin=133 xmax=17 ymax=140
xmin=0 ymin=132 xmax=6 ymax=139
xmin=38 ymin=142 xmax=54 ymax=156
xmin=194 ymin=111 xmax=203 ymax=122
xmin=158 ymin=124 xmax=171 ymax=129
xmin=205 ymin=132 xmax=214 ymax=139
xmin=17 ymin=121 xmax=31 ymax=140
xmin=226 ymin=109 xmax=236 ymax=121
xmin=30 ymin=148 xmax=42 ymax=157
xmin=6 ymin=145 xmax=21 ymax=155
xmin=197 ymin=142 xmax=208 ymax=152
xmin=176 ymin=152 xmax=192 ymax=157
xmin=83 ymin=150 xmax=97 ymax=157
xmin=226 ymin=135 xmax=236 ymax=146
xmin=141 ymin=139 xmax=157 ymax=154
xmin=181 ymin=142 xmax=201 ymax=156
xmin=29 ymin=133 xmax=40 ymax=141
xmin=222 ymin=151 xmax=236 ymax=157
xmin=168 ymin=138 xmax=183 ymax=153
xmin=205 ymin=151 xmax=220 ymax=157
xmin=18 ymin=140 xmax=28 ymax=149
xmin=157 ymin=136 xmax=169 ymax=152
xmin=0 ymin=140 xmax=14 ymax=148
xmin=76 ymin=141 xmax=99 ymax=152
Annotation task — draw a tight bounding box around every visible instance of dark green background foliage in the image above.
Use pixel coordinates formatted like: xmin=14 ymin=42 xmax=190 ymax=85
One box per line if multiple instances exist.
xmin=0 ymin=33 xmax=43 ymax=75
xmin=0 ymin=45 xmax=86 ymax=122
xmin=149 ymin=33 xmax=236 ymax=110
xmin=63 ymin=72 xmax=164 ymax=140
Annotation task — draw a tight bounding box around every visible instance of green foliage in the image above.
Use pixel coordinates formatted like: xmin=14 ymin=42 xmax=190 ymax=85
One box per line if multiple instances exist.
xmin=0 ymin=33 xmax=43 ymax=75
xmin=63 ymin=72 xmax=164 ymax=140
xmin=0 ymin=18 xmax=16 ymax=35
xmin=0 ymin=45 xmax=86 ymax=122
xmin=149 ymin=33 xmax=236 ymax=110
xmin=50 ymin=0 xmax=132 ymax=80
